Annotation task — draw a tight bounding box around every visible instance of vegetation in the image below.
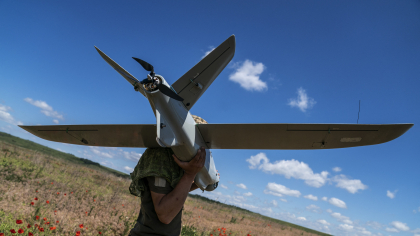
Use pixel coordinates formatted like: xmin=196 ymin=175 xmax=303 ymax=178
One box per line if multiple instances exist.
xmin=0 ymin=132 xmax=330 ymax=236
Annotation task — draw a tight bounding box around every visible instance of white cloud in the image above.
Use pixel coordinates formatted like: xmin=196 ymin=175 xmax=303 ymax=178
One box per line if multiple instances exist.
xmin=53 ymin=119 xmax=59 ymax=124
xmin=390 ymin=221 xmax=409 ymax=231
xmin=246 ymin=153 xmax=328 ymax=188
xmin=385 ymin=227 xmax=399 ymax=233
xmin=322 ymin=197 xmax=328 ymax=201
xmin=24 ymin=98 xmax=64 ymax=120
xmin=236 ymin=183 xmax=247 ymax=189
xmin=0 ymin=104 xmax=23 ymax=125
xmin=243 ymin=192 xmax=253 ymax=197
xmin=124 ymin=166 xmax=134 ymax=172
xmin=326 ymin=209 xmax=332 ymax=213
xmin=297 ymin=217 xmax=306 ymax=221
xmin=264 ymin=182 xmax=301 ymax=197
xmin=366 ymin=221 xmax=383 ymax=230
xmin=271 ymin=200 xmax=277 ymax=206
xmin=288 ymin=87 xmax=316 ymax=112
xmin=89 ymin=146 xmax=113 ymax=158
xmin=121 ymin=150 xmax=142 ymax=161
xmin=306 ymin=204 xmax=322 ymax=213
xmin=332 ymin=174 xmax=368 ymax=194
xmin=328 ymin=197 xmax=347 ymax=209
xmin=304 ymin=194 xmax=318 ymax=201
xmin=330 ymin=212 xmax=353 ymax=225
xmin=280 ymin=198 xmax=287 ymax=202
xmin=229 ymin=60 xmax=267 ymax=91
xmin=317 ymin=219 xmax=330 ymax=225
xmin=386 ymin=190 xmax=397 ymax=199
xmin=220 ymin=184 xmax=228 ymax=189
xmin=332 ymin=167 xmax=342 ymax=172
xmin=202 ymin=46 xmax=215 ymax=58
xmin=339 ymin=224 xmax=354 ymax=231
xmin=412 ymin=228 xmax=420 ymax=234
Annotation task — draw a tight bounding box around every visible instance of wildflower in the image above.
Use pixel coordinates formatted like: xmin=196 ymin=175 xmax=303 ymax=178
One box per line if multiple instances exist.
xmin=50 ymin=226 xmax=56 ymax=230
xmin=18 ymin=228 xmax=24 ymax=233
xmin=56 ymin=221 xmax=59 ymax=223
xmin=0 ymin=233 xmax=4 ymax=236
xmin=94 ymin=200 xmax=96 ymax=202
xmin=71 ymin=192 xmax=74 ymax=194
xmin=76 ymin=231 xmax=81 ymax=236
xmin=122 ymin=204 xmax=124 ymax=206
xmin=99 ymin=232 xmax=102 ymax=234
xmin=79 ymin=224 xmax=84 ymax=229
xmin=39 ymin=228 xmax=44 ymax=232
xmin=43 ymin=217 xmax=47 ymax=221
xmin=34 ymin=197 xmax=38 ymax=200
xmin=36 ymin=190 xmax=38 ymax=192
xmin=16 ymin=220 xmax=23 ymax=224
xmin=29 ymin=233 xmax=34 ymax=236
xmin=34 ymin=224 xmax=38 ymax=227
xmin=51 ymin=182 xmax=53 ymax=184
xmin=10 ymin=229 xmax=16 ymax=233
xmin=86 ymin=190 xmax=88 ymax=192
xmin=27 ymin=224 xmax=31 ymax=228
xmin=46 ymin=200 xmax=50 ymax=204
xmin=45 ymin=222 xmax=50 ymax=225
xmin=57 ymin=192 xmax=60 ymax=195
xmin=31 ymin=202 xmax=34 ymax=205
xmin=64 ymin=193 xmax=67 ymax=196
xmin=36 ymin=216 xmax=40 ymax=220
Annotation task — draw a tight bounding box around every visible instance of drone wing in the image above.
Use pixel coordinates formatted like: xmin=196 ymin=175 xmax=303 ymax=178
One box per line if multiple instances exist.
xmin=19 ymin=125 xmax=159 ymax=147
xmin=197 ymin=123 xmax=413 ymax=149
xmin=172 ymin=35 xmax=235 ymax=110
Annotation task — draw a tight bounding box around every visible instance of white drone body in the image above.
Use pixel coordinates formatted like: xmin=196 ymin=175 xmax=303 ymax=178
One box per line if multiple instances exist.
xmin=20 ymin=35 xmax=413 ymax=192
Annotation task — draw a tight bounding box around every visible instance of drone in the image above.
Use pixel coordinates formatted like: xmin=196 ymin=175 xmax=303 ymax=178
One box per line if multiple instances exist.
xmin=20 ymin=35 xmax=413 ymax=191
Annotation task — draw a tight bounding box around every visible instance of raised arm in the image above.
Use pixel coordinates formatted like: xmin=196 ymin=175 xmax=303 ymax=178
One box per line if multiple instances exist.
xmin=150 ymin=147 xmax=206 ymax=224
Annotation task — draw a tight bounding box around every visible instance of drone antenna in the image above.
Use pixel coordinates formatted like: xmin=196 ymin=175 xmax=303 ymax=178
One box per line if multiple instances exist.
xmin=357 ymin=100 xmax=361 ymax=124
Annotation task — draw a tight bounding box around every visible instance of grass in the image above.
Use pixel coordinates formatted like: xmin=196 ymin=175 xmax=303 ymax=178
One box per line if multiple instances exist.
xmin=0 ymin=132 xmax=331 ymax=236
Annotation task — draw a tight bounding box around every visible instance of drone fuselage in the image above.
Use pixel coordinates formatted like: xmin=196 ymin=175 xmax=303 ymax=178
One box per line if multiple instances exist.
xmin=143 ymin=75 xmax=219 ymax=191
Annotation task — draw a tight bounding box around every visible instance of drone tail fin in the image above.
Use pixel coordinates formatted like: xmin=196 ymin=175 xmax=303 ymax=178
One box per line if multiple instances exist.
xmin=171 ymin=35 xmax=236 ymax=110
xmin=94 ymin=46 xmax=146 ymax=97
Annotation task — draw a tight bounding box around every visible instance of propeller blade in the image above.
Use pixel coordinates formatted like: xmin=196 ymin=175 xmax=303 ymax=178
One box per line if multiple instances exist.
xmin=132 ymin=57 xmax=154 ymax=72
xmin=157 ymin=84 xmax=184 ymax=101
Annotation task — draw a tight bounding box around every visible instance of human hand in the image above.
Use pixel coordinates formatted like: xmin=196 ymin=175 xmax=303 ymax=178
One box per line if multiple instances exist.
xmin=173 ymin=147 xmax=206 ymax=178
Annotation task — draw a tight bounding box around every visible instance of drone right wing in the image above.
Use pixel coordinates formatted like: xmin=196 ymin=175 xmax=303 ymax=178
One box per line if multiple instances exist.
xmin=197 ymin=123 xmax=413 ymax=150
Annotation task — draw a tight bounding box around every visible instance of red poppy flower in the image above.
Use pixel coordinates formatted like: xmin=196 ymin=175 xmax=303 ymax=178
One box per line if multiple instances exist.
xmin=43 ymin=217 xmax=47 ymax=221
xmin=29 ymin=233 xmax=34 ymax=236
xmin=36 ymin=216 xmax=40 ymax=220
xmin=122 ymin=204 xmax=124 ymax=206
xmin=71 ymin=192 xmax=73 ymax=194
xmin=34 ymin=224 xmax=38 ymax=227
xmin=0 ymin=233 xmax=4 ymax=236
xmin=34 ymin=197 xmax=38 ymax=200
xmin=10 ymin=229 xmax=16 ymax=233
xmin=86 ymin=190 xmax=88 ymax=192
xmin=76 ymin=231 xmax=81 ymax=236
xmin=56 ymin=220 xmax=59 ymax=223
xmin=57 ymin=192 xmax=60 ymax=195
xmin=99 ymin=232 xmax=102 ymax=234
xmin=51 ymin=182 xmax=53 ymax=184
xmin=16 ymin=220 xmax=23 ymax=224
xmin=50 ymin=226 xmax=56 ymax=230
xmin=46 ymin=200 xmax=49 ymax=204
xmin=94 ymin=200 xmax=96 ymax=202
xmin=27 ymin=224 xmax=31 ymax=228
xmin=36 ymin=190 xmax=38 ymax=192
xmin=45 ymin=222 xmax=50 ymax=225
xmin=54 ymin=210 xmax=57 ymax=213
xmin=39 ymin=227 xmax=44 ymax=232
xmin=79 ymin=224 xmax=83 ymax=228
xmin=18 ymin=228 xmax=24 ymax=233
xmin=64 ymin=193 xmax=67 ymax=196
xmin=31 ymin=202 xmax=34 ymax=205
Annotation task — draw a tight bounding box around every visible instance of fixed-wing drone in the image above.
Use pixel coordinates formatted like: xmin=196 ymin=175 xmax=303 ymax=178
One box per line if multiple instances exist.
xmin=20 ymin=35 xmax=413 ymax=191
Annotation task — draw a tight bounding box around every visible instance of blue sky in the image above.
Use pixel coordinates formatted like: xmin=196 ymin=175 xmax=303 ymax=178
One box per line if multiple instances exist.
xmin=1 ymin=1 xmax=419 ymax=235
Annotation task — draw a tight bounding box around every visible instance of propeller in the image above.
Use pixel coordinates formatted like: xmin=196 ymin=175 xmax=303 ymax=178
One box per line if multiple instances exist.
xmin=132 ymin=57 xmax=183 ymax=101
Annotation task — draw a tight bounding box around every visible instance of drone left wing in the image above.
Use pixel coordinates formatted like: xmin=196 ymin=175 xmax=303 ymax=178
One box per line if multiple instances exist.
xmin=19 ymin=125 xmax=160 ymax=147
xmin=197 ymin=123 xmax=413 ymax=150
